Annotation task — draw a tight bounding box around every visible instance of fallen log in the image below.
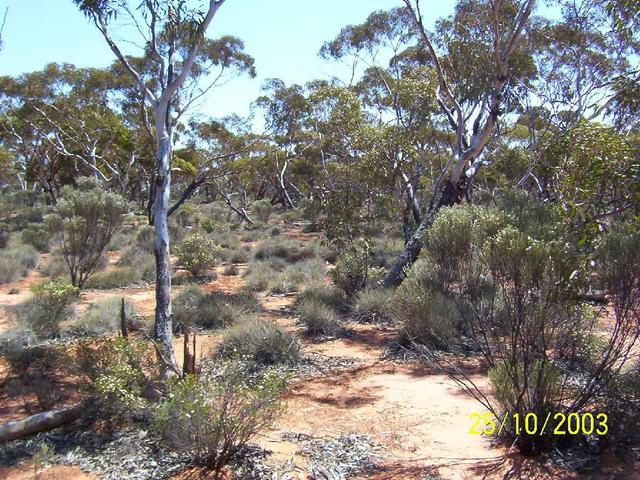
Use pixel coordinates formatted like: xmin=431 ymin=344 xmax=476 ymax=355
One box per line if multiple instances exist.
xmin=0 ymin=403 xmax=84 ymax=443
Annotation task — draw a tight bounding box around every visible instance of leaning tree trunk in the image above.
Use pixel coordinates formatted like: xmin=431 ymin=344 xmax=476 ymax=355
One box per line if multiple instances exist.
xmin=153 ymin=116 xmax=178 ymax=377
xmin=0 ymin=404 xmax=84 ymax=443
xmin=383 ymin=179 xmax=466 ymax=287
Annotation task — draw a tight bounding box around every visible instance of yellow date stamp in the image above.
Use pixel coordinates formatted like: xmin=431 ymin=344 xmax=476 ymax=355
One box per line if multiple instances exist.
xmin=469 ymin=412 xmax=608 ymax=436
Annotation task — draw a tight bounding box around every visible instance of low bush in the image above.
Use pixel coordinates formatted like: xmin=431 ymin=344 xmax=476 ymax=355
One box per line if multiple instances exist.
xmin=224 ymin=264 xmax=238 ymax=276
xmin=295 ymin=297 xmax=342 ymax=337
xmin=0 ymin=255 xmax=23 ymax=284
xmin=253 ymin=237 xmax=317 ymax=263
xmin=252 ymin=199 xmax=274 ymax=224
xmin=218 ymin=319 xmax=300 ymax=366
xmin=173 ymin=285 xmax=260 ymax=331
xmin=72 ymin=297 xmax=142 ymax=336
xmin=40 ymin=249 xmax=68 ymax=280
xmin=243 ymin=261 xmax=276 ymax=292
xmin=329 ymin=248 xmax=369 ymax=297
xmin=21 ymin=225 xmax=50 ymax=252
xmin=153 ymin=363 xmax=285 ymax=474
xmin=391 ymin=262 xmax=457 ymax=348
xmin=350 ymin=287 xmax=394 ymax=323
xmin=176 ymin=234 xmax=222 ymax=277
xmin=85 ymin=267 xmax=146 ymax=289
xmin=269 ymin=259 xmax=326 ymax=294
xmin=0 ymin=342 xmax=64 ymax=412
xmin=13 ymin=280 xmax=79 ymax=339
xmin=294 ymin=285 xmax=345 ymax=313
xmin=201 ymin=218 xmax=229 ymax=233
xmin=72 ymin=337 xmax=154 ymax=425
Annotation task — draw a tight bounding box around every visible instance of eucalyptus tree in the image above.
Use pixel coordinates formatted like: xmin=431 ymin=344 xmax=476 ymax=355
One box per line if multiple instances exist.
xmin=255 ymin=79 xmax=313 ymax=208
xmin=320 ymin=0 xmax=538 ymax=285
xmin=74 ymin=0 xmax=255 ymax=375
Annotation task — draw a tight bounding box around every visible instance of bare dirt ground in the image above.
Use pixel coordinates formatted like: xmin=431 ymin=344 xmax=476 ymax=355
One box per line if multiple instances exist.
xmin=1 ymin=226 xmax=638 ymax=479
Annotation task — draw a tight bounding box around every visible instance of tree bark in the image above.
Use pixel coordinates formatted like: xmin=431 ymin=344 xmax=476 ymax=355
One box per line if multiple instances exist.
xmin=383 ymin=179 xmax=465 ymax=287
xmin=183 ymin=330 xmax=196 ymax=376
xmin=153 ymin=122 xmax=178 ymax=377
xmin=0 ymin=404 xmax=83 ymax=443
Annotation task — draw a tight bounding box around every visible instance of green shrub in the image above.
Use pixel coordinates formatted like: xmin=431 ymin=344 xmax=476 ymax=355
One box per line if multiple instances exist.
xmin=218 ymin=319 xmax=300 ymax=366
xmin=269 ymin=259 xmax=326 ymax=294
xmin=224 ymin=264 xmax=238 ymax=276
xmin=350 ymin=288 xmax=394 ymax=323
xmin=0 ymin=255 xmax=23 ymax=284
xmin=176 ymin=234 xmax=222 ymax=277
xmin=294 ymin=285 xmax=345 ymax=313
xmin=14 ymin=280 xmax=79 ymax=338
xmin=391 ymin=262 xmax=457 ymax=348
xmin=243 ymin=261 xmax=276 ymax=292
xmin=173 ymin=285 xmax=260 ymax=331
xmin=85 ymin=267 xmax=144 ymax=289
xmin=295 ymin=298 xmax=341 ymax=337
xmin=299 ymin=198 xmax=321 ymax=223
xmin=329 ymin=249 xmax=369 ymax=297
xmin=3 ymin=240 xmax=40 ymax=273
xmin=72 ymin=297 xmax=142 ymax=336
xmin=21 ymin=225 xmax=50 ymax=252
xmin=72 ymin=337 xmax=154 ymax=424
xmin=253 ymin=237 xmax=317 ymax=263
xmin=252 ymin=199 xmax=274 ymax=224
xmin=44 ymin=177 xmax=129 ymax=288
xmin=40 ymin=250 xmax=69 ymax=280
xmin=201 ymin=218 xmax=229 ymax=233
xmin=153 ymin=363 xmax=285 ymax=472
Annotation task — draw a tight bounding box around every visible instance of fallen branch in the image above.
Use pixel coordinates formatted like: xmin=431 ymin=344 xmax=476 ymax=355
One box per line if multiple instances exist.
xmin=0 ymin=403 xmax=84 ymax=443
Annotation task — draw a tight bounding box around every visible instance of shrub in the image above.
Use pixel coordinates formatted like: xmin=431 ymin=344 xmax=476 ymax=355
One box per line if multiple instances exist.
xmin=218 ymin=319 xmax=300 ymax=366
xmin=45 ymin=177 xmax=129 ymax=288
xmin=72 ymin=297 xmax=142 ymax=336
xmin=0 ymin=342 xmax=64 ymax=411
xmin=269 ymin=259 xmax=326 ymax=294
xmin=176 ymin=234 xmax=222 ymax=277
xmin=253 ymin=237 xmax=317 ymax=263
xmin=294 ymin=285 xmax=345 ymax=313
xmin=0 ymin=255 xmax=23 ymax=284
xmin=14 ymin=280 xmax=79 ymax=338
xmin=72 ymin=337 xmax=154 ymax=424
xmin=40 ymin=249 xmax=69 ymax=280
xmin=14 ymin=243 xmax=40 ymax=270
xmin=350 ymin=288 xmax=394 ymax=323
xmin=269 ymin=226 xmax=281 ymax=236
xmin=224 ymin=264 xmax=238 ymax=276
xmin=390 ymin=262 xmax=458 ymax=347
xmin=252 ymin=199 xmax=274 ymax=224
xmin=85 ymin=267 xmax=145 ymax=289
xmin=201 ymin=218 xmax=229 ymax=233
xmin=173 ymin=285 xmax=260 ymax=331
xmin=299 ymin=198 xmax=321 ymax=223
xmin=243 ymin=261 xmax=276 ymax=292
xmin=21 ymin=225 xmax=50 ymax=252
xmin=295 ymin=298 xmax=341 ymax=337
xmin=410 ymin=204 xmax=640 ymax=456
xmin=329 ymin=249 xmax=369 ymax=297
xmin=153 ymin=363 xmax=285 ymax=473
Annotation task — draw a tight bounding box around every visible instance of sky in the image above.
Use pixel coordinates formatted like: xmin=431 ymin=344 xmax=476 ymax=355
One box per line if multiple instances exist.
xmin=0 ymin=0 xmax=454 ymax=121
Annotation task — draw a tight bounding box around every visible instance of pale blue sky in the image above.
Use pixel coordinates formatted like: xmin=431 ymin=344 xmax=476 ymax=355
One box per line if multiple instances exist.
xmin=0 ymin=1 xmax=454 ymax=120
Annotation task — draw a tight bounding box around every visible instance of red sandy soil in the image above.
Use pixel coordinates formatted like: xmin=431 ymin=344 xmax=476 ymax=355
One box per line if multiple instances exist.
xmin=1 ymin=226 xmax=639 ymax=479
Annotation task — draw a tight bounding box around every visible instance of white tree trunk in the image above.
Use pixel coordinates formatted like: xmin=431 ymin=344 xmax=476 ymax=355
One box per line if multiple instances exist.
xmin=153 ymin=109 xmax=178 ymax=376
